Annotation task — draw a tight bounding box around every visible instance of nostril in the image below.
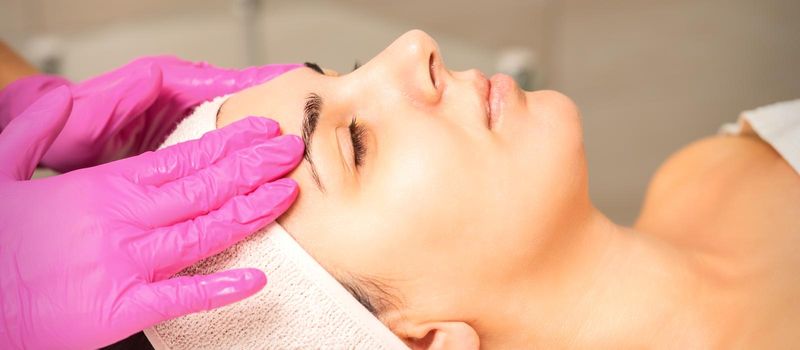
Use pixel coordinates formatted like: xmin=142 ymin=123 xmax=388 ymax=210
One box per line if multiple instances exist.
xmin=429 ymin=52 xmax=438 ymax=90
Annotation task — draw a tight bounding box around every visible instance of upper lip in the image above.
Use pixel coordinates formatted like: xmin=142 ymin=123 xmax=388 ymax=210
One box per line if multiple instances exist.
xmin=477 ymin=72 xmax=493 ymax=129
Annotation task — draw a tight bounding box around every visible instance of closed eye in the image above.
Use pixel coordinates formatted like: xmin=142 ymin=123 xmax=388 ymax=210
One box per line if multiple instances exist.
xmin=304 ymin=61 xmax=367 ymax=169
xmin=349 ymin=117 xmax=367 ymax=168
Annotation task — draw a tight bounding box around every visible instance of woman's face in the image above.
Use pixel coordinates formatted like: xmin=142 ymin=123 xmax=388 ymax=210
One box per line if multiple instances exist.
xmin=218 ymin=30 xmax=588 ymax=334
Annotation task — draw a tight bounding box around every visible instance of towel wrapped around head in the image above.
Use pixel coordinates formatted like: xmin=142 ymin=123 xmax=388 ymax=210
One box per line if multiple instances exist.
xmin=143 ymin=96 xmax=408 ymax=350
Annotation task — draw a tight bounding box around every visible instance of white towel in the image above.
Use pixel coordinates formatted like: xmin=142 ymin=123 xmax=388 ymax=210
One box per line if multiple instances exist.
xmin=144 ymin=96 xmax=408 ymax=350
xmin=720 ymin=99 xmax=800 ymax=174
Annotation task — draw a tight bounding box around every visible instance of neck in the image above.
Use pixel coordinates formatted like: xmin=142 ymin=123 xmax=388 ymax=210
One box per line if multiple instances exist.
xmin=484 ymin=208 xmax=711 ymax=349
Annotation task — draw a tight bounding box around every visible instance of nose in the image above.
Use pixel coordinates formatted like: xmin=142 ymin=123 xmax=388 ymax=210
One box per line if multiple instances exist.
xmin=394 ymin=29 xmax=440 ymax=64
xmin=368 ymin=30 xmax=444 ymax=104
xmin=385 ymin=31 xmax=488 ymax=108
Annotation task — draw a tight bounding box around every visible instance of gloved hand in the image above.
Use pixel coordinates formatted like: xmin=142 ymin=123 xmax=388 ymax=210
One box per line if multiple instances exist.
xmin=0 ymin=56 xmax=301 ymax=172
xmin=0 ymin=87 xmax=304 ymax=349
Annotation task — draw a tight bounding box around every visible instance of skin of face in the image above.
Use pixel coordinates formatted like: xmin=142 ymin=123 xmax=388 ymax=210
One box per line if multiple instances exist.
xmin=217 ymin=30 xmax=590 ymax=344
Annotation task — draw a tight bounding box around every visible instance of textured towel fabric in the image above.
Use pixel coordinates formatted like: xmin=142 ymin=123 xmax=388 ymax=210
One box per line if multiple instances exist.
xmin=157 ymin=94 xmax=231 ymax=150
xmin=720 ymin=99 xmax=800 ymax=174
xmin=144 ymin=96 xmax=408 ymax=349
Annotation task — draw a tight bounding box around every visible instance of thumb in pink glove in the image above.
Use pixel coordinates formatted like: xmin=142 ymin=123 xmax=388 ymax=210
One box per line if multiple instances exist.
xmin=0 ymin=56 xmax=302 ymax=172
xmin=0 ymin=86 xmax=304 ymax=349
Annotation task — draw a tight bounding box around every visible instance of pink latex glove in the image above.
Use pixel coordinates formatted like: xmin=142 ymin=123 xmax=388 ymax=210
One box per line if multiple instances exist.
xmin=0 ymin=56 xmax=301 ymax=172
xmin=0 ymin=87 xmax=304 ymax=349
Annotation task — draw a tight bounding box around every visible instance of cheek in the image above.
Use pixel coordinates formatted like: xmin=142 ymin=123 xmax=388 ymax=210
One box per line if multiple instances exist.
xmin=359 ymin=128 xmax=491 ymax=246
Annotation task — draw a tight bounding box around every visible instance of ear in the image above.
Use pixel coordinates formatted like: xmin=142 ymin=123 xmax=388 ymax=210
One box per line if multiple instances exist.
xmin=400 ymin=321 xmax=480 ymax=350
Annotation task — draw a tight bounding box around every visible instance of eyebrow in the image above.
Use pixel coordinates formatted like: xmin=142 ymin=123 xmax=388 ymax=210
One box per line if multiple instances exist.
xmin=304 ymin=61 xmax=324 ymax=74
xmin=302 ymin=92 xmax=325 ymax=192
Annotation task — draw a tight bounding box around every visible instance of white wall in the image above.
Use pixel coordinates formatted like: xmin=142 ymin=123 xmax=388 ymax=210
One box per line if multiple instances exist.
xmin=3 ymin=0 xmax=497 ymax=81
xmin=547 ymin=0 xmax=800 ymax=223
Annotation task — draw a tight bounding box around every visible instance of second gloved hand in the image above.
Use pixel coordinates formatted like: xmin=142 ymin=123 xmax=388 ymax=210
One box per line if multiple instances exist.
xmin=0 ymin=87 xmax=304 ymax=349
xmin=0 ymin=56 xmax=301 ymax=172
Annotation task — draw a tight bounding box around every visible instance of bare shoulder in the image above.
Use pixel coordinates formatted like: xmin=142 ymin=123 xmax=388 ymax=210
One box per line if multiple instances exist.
xmin=636 ymin=135 xmax=800 ymax=348
xmin=636 ymin=134 xmax=799 ymax=251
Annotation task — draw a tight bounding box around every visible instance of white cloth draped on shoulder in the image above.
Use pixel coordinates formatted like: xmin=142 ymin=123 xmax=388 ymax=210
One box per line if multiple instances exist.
xmin=720 ymin=99 xmax=800 ymax=174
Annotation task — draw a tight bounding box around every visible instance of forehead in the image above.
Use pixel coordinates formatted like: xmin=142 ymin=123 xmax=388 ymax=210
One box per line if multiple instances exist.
xmin=217 ymin=66 xmax=331 ymax=210
xmin=219 ymin=67 xmax=320 ymax=137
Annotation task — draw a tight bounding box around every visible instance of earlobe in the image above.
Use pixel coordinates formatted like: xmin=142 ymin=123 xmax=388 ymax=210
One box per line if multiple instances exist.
xmin=400 ymin=321 xmax=480 ymax=350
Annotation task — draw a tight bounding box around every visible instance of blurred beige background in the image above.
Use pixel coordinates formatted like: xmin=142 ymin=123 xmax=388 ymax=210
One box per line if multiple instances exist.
xmin=2 ymin=0 xmax=799 ymax=223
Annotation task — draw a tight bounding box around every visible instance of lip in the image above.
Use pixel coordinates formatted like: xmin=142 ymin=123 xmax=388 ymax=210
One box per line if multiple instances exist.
xmin=471 ymin=71 xmax=493 ymax=130
xmin=487 ymin=73 xmax=515 ymax=130
xmin=476 ymin=73 xmax=492 ymax=129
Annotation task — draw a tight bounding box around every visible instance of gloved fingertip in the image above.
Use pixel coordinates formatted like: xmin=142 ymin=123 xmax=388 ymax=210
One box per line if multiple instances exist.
xmin=0 ymin=85 xmax=72 ymax=180
xmin=239 ymin=268 xmax=268 ymax=289
xmin=241 ymin=116 xmax=281 ymax=137
xmin=39 ymin=84 xmax=71 ymax=106
xmin=138 ymin=63 xmax=164 ymax=104
xmin=285 ymin=134 xmax=304 ymax=150
xmin=0 ymin=75 xmax=71 ymax=126
xmin=270 ymin=134 xmax=305 ymax=155
xmin=53 ymin=84 xmax=71 ymax=96
xmin=140 ymin=270 xmax=267 ymax=322
xmin=17 ymin=84 xmax=72 ymax=135
xmin=147 ymin=63 xmax=164 ymax=85
xmin=16 ymin=84 xmax=72 ymax=133
xmin=123 ymin=63 xmax=163 ymax=104
xmin=203 ymin=179 xmax=297 ymax=229
xmin=270 ymin=132 xmax=299 ymax=143
xmin=204 ymin=269 xmax=267 ymax=309
xmin=219 ymin=179 xmax=298 ymax=224
xmin=266 ymin=177 xmax=300 ymax=199
xmin=248 ymin=178 xmax=299 ymax=216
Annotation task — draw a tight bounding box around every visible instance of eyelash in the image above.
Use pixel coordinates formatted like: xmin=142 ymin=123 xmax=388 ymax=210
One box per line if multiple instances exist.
xmin=304 ymin=61 xmax=366 ymax=167
xmin=303 ymin=61 xmax=360 ymax=75
xmin=349 ymin=117 xmax=367 ymax=167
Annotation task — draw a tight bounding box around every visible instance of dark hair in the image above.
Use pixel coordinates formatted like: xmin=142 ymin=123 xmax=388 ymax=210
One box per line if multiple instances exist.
xmin=335 ymin=272 xmax=401 ymax=317
xmin=101 ymin=331 xmax=153 ymax=350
